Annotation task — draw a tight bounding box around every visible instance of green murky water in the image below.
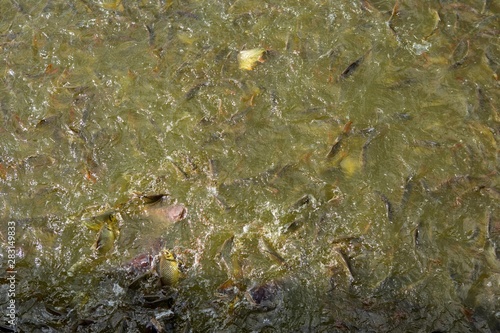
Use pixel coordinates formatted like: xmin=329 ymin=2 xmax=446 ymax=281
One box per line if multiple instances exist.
xmin=1 ymin=0 xmax=499 ymax=332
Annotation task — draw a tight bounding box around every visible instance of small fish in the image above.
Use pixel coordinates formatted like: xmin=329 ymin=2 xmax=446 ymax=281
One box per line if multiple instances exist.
xmin=487 ymin=212 xmax=500 ymax=239
xmin=387 ymin=1 xmax=400 ymax=35
xmin=185 ymin=82 xmax=209 ymax=100
xmin=214 ymin=194 xmax=231 ymax=211
xmin=484 ymin=47 xmax=499 ymax=76
xmin=450 ymin=39 xmax=469 ymax=68
xmin=258 ymin=237 xmax=287 ymax=267
xmin=92 ymin=213 xmax=120 ymax=255
xmin=93 ymin=224 xmax=115 ymax=255
xmin=267 ymin=163 xmax=294 ymax=185
xmin=326 ymin=121 xmax=353 ymax=159
xmin=400 ymin=173 xmax=415 ymax=210
xmin=291 ymin=194 xmax=311 ymax=210
xmin=166 ymin=157 xmax=189 ymax=179
xmin=340 ymin=56 xmax=364 ymax=79
xmin=334 ymin=246 xmax=354 ymax=282
xmin=216 ymin=278 xmax=244 ymax=298
xmin=208 ymin=159 xmax=219 ymax=180
xmin=281 ymin=218 xmax=305 ymax=234
xmin=157 ymin=249 xmax=181 ymax=286
xmin=375 ymin=191 xmax=394 ymax=222
xmin=216 ymin=235 xmax=235 ymax=274
xmin=141 ymin=193 xmax=169 ymax=204
xmin=145 ymin=24 xmax=155 ymax=47
xmin=360 ymin=125 xmax=388 ymax=169
xmin=326 ymin=135 xmax=344 ymax=159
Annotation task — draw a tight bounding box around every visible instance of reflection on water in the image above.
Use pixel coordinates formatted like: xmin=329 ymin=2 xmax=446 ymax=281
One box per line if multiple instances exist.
xmin=1 ymin=0 xmax=499 ymax=331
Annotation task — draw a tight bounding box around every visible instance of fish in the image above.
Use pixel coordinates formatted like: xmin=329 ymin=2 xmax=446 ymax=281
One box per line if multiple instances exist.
xmin=216 ymin=235 xmax=235 ymax=274
xmin=140 ymin=193 xmax=169 ymax=204
xmin=333 ymin=246 xmax=354 ymax=282
xmin=185 ymin=82 xmax=209 ymax=100
xmin=340 ymin=56 xmax=364 ymax=79
xmin=145 ymin=24 xmax=155 ymax=47
xmin=146 ymin=203 xmax=187 ymax=224
xmin=484 ymin=47 xmax=499 ymax=77
xmin=326 ymin=135 xmax=343 ymax=159
xmin=92 ymin=212 xmax=120 ymax=255
xmin=280 ymin=218 xmax=305 ymax=234
xmin=290 ymin=194 xmax=311 ymax=210
xmin=166 ymin=156 xmax=189 ymax=179
xmin=375 ymin=191 xmax=394 ymax=222
xmin=162 ymin=204 xmax=187 ymax=222
xmin=326 ymin=121 xmax=353 ymax=159
xmin=450 ymin=39 xmax=469 ymax=68
xmin=93 ymin=224 xmax=115 ymax=255
xmin=216 ymin=235 xmax=244 ymax=280
xmin=400 ymin=173 xmax=415 ymax=210
xmin=157 ymin=249 xmax=181 ymax=287
xmin=387 ymin=0 xmax=400 ymax=35
xmin=258 ymin=237 xmax=287 ymax=267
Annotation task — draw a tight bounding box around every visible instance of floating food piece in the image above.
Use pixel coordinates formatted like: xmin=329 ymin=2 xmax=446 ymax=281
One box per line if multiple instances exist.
xmin=157 ymin=249 xmax=181 ymax=287
xmin=145 ymin=317 xmax=165 ymax=332
xmin=238 ymin=48 xmax=266 ymax=70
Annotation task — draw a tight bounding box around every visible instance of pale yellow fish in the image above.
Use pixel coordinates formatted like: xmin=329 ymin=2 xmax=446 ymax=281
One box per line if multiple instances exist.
xmin=157 ymin=249 xmax=181 ymax=286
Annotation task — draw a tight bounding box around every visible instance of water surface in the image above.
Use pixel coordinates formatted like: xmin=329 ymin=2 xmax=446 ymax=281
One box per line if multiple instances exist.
xmin=1 ymin=0 xmax=499 ymax=332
